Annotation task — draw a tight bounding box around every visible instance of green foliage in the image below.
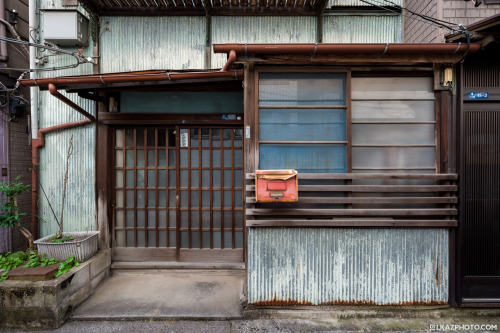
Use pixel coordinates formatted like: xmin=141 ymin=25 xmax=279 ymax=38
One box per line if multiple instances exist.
xmin=54 ymin=255 xmax=79 ymax=278
xmin=0 ymin=251 xmax=77 ymax=281
xmin=0 ymin=176 xmax=30 ymax=229
xmin=23 ymin=251 xmax=58 ymax=268
xmin=49 ymin=234 xmax=74 ymax=243
xmin=0 ymin=251 xmax=28 ymax=281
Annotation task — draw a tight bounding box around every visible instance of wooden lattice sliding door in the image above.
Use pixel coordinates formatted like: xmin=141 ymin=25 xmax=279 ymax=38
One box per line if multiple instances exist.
xmin=112 ymin=126 xmax=244 ymax=262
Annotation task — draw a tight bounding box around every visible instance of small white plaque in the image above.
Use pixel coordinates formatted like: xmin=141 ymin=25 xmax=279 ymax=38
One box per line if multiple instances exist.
xmin=246 ymin=126 xmax=251 ymax=139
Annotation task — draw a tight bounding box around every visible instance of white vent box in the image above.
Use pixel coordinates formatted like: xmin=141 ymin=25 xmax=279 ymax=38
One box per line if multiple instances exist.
xmin=42 ymin=10 xmax=89 ymax=46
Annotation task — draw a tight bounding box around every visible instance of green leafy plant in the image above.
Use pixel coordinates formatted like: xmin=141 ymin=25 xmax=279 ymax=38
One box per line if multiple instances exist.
xmin=0 ymin=176 xmax=34 ymax=251
xmin=0 ymin=251 xmax=28 ymax=281
xmin=54 ymin=255 xmax=79 ymax=278
xmin=23 ymin=251 xmax=58 ymax=268
xmin=49 ymin=234 xmax=74 ymax=243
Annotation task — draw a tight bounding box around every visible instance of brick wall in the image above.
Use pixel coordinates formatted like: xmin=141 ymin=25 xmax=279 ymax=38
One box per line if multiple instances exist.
xmin=0 ymin=27 xmax=32 ymax=252
xmin=404 ymin=1 xmax=500 ymax=43
xmin=404 ymin=0 xmax=440 ymax=43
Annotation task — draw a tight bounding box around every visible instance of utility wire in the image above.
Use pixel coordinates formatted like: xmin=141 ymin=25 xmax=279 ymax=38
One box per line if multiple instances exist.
xmin=0 ymin=36 xmax=87 ymax=72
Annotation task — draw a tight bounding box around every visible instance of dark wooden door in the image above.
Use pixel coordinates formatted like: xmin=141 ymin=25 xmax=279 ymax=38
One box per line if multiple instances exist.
xmin=112 ymin=126 xmax=244 ymax=262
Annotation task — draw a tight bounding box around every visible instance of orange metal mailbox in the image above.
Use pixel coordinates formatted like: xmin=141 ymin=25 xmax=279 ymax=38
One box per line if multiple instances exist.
xmin=255 ymin=169 xmax=298 ymax=203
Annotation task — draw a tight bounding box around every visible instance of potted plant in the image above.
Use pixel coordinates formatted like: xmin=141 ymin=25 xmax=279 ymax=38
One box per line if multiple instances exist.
xmin=34 ymin=135 xmax=99 ymax=262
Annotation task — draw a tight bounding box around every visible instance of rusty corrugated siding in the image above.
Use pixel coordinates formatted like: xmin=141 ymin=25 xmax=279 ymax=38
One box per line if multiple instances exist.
xmin=323 ymin=14 xmax=402 ymax=43
xmin=248 ymin=228 xmax=448 ymax=305
xmin=37 ymin=6 xmax=96 ymax=237
xmin=211 ymin=16 xmax=317 ymax=68
xmin=100 ymin=16 xmax=206 ymax=73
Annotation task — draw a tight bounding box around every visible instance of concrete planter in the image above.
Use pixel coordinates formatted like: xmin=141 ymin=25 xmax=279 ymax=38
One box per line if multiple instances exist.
xmin=34 ymin=231 xmax=99 ymax=262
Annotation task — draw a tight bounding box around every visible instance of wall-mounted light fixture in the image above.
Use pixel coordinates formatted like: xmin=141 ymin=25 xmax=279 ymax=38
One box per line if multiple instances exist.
xmin=442 ymin=67 xmax=454 ymax=88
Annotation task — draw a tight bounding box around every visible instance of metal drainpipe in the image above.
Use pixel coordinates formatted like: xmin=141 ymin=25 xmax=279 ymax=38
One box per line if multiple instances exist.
xmin=32 ymin=119 xmax=94 ymax=239
xmin=48 ymin=84 xmax=96 ymax=121
xmin=0 ymin=0 xmax=8 ymax=62
xmin=221 ymin=50 xmax=236 ymax=72
xmin=29 ymin=0 xmax=38 ymax=239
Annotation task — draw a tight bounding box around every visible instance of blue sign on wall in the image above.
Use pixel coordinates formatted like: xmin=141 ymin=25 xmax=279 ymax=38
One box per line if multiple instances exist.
xmin=468 ymin=92 xmax=489 ymax=100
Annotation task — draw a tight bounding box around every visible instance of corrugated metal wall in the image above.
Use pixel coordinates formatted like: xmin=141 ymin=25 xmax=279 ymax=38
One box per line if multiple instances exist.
xmin=37 ymin=6 xmax=96 ymax=237
xmin=211 ymin=16 xmax=317 ymax=68
xmin=323 ymin=14 xmax=402 ymax=43
xmin=329 ymin=0 xmax=403 ymax=7
xmin=100 ymin=16 xmax=206 ymax=73
xmin=248 ymin=228 xmax=449 ymax=305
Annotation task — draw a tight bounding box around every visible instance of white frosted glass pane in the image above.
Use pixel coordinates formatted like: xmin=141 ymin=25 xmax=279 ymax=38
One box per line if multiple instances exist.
xmin=148 ymin=170 xmax=156 ymax=187
xmin=235 ymin=150 xmax=242 ymax=168
xmin=169 ymin=190 xmax=176 ymax=207
xmin=159 ymin=210 xmax=166 ymax=227
xmin=180 ymin=170 xmax=188 ymax=187
xmin=148 ymin=231 xmax=156 ymax=247
xmin=223 ymin=191 xmax=232 ymax=207
xmin=168 ymin=170 xmax=176 ymax=187
xmin=169 ymin=210 xmax=176 ymax=228
xmin=169 ymin=231 xmax=176 ymax=247
xmin=202 ymin=211 xmax=210 ymax=228
xmin=115 ymin=129 xmax=124 ymax=147
xmin=115 ymin=150 xmax=123 ymax=167
xmin=158 ymin=150 xmax=166 ymax=167
xmin=159 ymin=231 xmax=166 ymax=247
xmin=147 ymin=150 xmax=155 ymax=167
xmin=126 ymin=150 xmax=134 ymax=167
xmin=126 ymin=231 xmax=134 ymax=247
xmin=352 ymin=77 xmax=434 ymax=100
xmin=116 ymin=170 xmax=123 ymax=187
xmin=213 ymin=232 xmax=221 ymax=248
xmin=137 ymin=231 xmax=145 ymax=247
xmin=137 ymin=210 xmax=145 ymax=228
xmin=116 ymin=190 xmax=123 ymax=208
xmin=224 ymin=170 xmax=232 ymax=186
xmin=126 ymin=170 xmax=134 ymax=187
xmin=202 ymin=191 xmax=210 ymax=207
xmin=224 ymin=231 xmax=232 ymax=249
xmin=213 ymin=211 xmax=221 ymax=228
xmin=191 ymin=149 xmax=199 ymax=167
xmin=352 ymin=147 xmax=436 ymax=169
xmin=180 ymin=232 xmax=188 ymax=248
xmin=137 ymin=190 xmax=145 ymax=207
xmin=116 ymin=231 xmax=125 ymax=247
xmin=180 ymin=191 xmax=188 ymax=208
xmin=191 ymin=171 xmax=199 ymax=187
xmin=158 ymin=170 xmax=166 ymax=187
xmin=235 ymin=191 xmax=242 ymax=208
xmin=115 ymin=210 xmax=124 ymax=228
xmin=235 ymin=231 xmax=243 ymax=248
xmin=181 ymin=211 xmax=188 ymax=228
xmin=235 ymin=211 xmax=243 ymax=228
xmin=137 ymin=170 xmax=144 ymax=187
xmin=202 ymin=232 xmax=210 ymax=248
xmin=191 ymin=211 xmax=199 ymax=228
xmin=224 ymin=211 xmax=232 ymax=226
xmin=125 ymin=129 xmax=134 ymax=147
xmin=259 ymin=73 xmax=346 ymax=106
xmin=202 ymin=170 xmax=210 ymax=187
xmin=126 ymin=211 xmax=134 ymax=227
xmin=126 ymin=190 xmax=134 ymax=207
xmin=148 ymin=190 xmax=155 ymax=207
xmin=202 ymin=150 xmax=210 ymax=167
xmin=223 ymin=129 xmax=232 ymax=147
xmin=352 ymin=124 xmax=435 ymax=145
xmin=192 ymin=231 xmax=200 ymax=248
xmin=191 ymin=190 xmax=199 ymax=208
xmin=213 ymin=170 xmax=221 ymax=188
xmin=213 ymin=150 xmax=221 ymax=167
xmin=234 ymin=170 xmax=242 ymax=187
xmin=168 ymin=150 xmax=175 ymax=166
xmin=224 ymin=150 xmax=231 ymax=167
xmin=180 ymin=149 xmax=188 ymax=167
xmin=234 ymin=129 xmax=242 ymax=147
xmin=159 ymin=190 xmax=166 ymax=207
xmin=137 ymin=150 xmax=144 ymax=167
xmin=213 ymin=191 xmax=221 ymax=207
xmin=352 ymin=101 xmax=435 ymax=121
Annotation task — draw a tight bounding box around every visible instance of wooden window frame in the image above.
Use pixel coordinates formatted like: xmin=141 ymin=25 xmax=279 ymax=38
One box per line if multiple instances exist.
xmin=254 ymin=67 xmax=352 ymax=173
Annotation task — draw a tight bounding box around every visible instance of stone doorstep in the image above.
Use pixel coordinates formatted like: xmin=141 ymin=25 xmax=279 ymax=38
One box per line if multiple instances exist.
xmin=0 ymin=248 xmax=111 ymax=330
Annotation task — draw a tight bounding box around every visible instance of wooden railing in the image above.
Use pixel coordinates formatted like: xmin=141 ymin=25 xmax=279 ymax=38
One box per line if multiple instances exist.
xmin=245 ymin=173 xmax=458 ymax=227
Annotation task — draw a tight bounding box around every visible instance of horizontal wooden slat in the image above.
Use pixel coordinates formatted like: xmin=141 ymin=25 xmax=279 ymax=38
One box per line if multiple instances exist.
xmin=246 ymin=173 xmax=458 ymax=180
xmin=246 ymin=197 xmax=458 ymax=204
xmin=246 ymin=219 xmax=458 ymax=227
xmin=246 ymin=208 xmax=457 ymax=216
xmin=246 ymin=185 xmax=457 ymax=192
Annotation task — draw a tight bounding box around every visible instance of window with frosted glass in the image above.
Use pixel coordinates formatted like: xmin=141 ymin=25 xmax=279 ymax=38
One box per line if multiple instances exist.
xmin=351 ymin=77 xmax=436 ymax=173
xmin=258 ymin=73 xmax=348 ymax=173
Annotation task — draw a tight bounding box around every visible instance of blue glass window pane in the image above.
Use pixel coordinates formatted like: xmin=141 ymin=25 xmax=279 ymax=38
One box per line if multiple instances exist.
xmin=259 ymin=144 xmax=347 ymax=173
xmin=259 ymin=73 xmax=346 ymax=106
xmin=259 ymin=109 xmax=346 ymax=141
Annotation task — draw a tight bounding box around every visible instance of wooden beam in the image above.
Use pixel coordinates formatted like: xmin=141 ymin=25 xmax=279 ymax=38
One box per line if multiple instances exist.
xmin=246 ymin=208 xmax=458 ymax=216
xmin=246 ymin=172 xmax=458 ymax=180
xmin=246 ymin=219 xmax=458 ymax=227
xmin=246 ymin=196 xmax=458 ymax=204
xmin=246 ymin=184 xmax=458 ymax=192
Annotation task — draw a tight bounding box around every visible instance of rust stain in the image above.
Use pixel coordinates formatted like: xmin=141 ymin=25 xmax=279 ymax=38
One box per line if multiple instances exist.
xmin=252 ymin=299 xmax=448 ymax=306
xmin=250 ymin=297 xmax=313 ymax=306
xmin=436 ymin=247 xmax=440 ymax=287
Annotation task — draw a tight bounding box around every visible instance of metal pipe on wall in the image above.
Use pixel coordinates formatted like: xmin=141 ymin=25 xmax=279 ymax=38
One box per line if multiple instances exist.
xmin=0 ymin=0 xmax=8 ymax=62
xmin=29 ymin=0 xmax=38 ymax=239
xmin=48 ymin=84 xmax=96 ymax=121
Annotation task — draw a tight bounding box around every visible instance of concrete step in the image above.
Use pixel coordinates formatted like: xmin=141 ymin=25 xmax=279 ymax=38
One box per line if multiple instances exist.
xmin=111 ymin=261 xmax=245 ymax=270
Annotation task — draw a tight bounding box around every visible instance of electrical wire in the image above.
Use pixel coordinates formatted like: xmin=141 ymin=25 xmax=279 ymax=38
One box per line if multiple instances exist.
xmin=379 ymin=0 xmax=460 ymax=28
xmin=0 ymin=36 xmax=86 ymax=72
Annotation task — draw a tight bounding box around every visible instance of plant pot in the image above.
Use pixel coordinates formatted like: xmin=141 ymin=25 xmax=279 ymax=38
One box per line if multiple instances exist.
xmin=34 ymin=231 xmax=99 ymax=262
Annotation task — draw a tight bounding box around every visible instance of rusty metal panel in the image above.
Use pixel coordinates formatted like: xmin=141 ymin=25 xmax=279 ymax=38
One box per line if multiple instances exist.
xmin=248 ymin=228 xmax=448 ymax=305
xmin=328 ymin=0 xmax=402 ymax=6
xmin=211 ymin=16 xmax=317 ymax=68
xmin=100 ymin=16 xmax=206 ymax=73
xmin=323 ymin=14 xmax=402 ymax=43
